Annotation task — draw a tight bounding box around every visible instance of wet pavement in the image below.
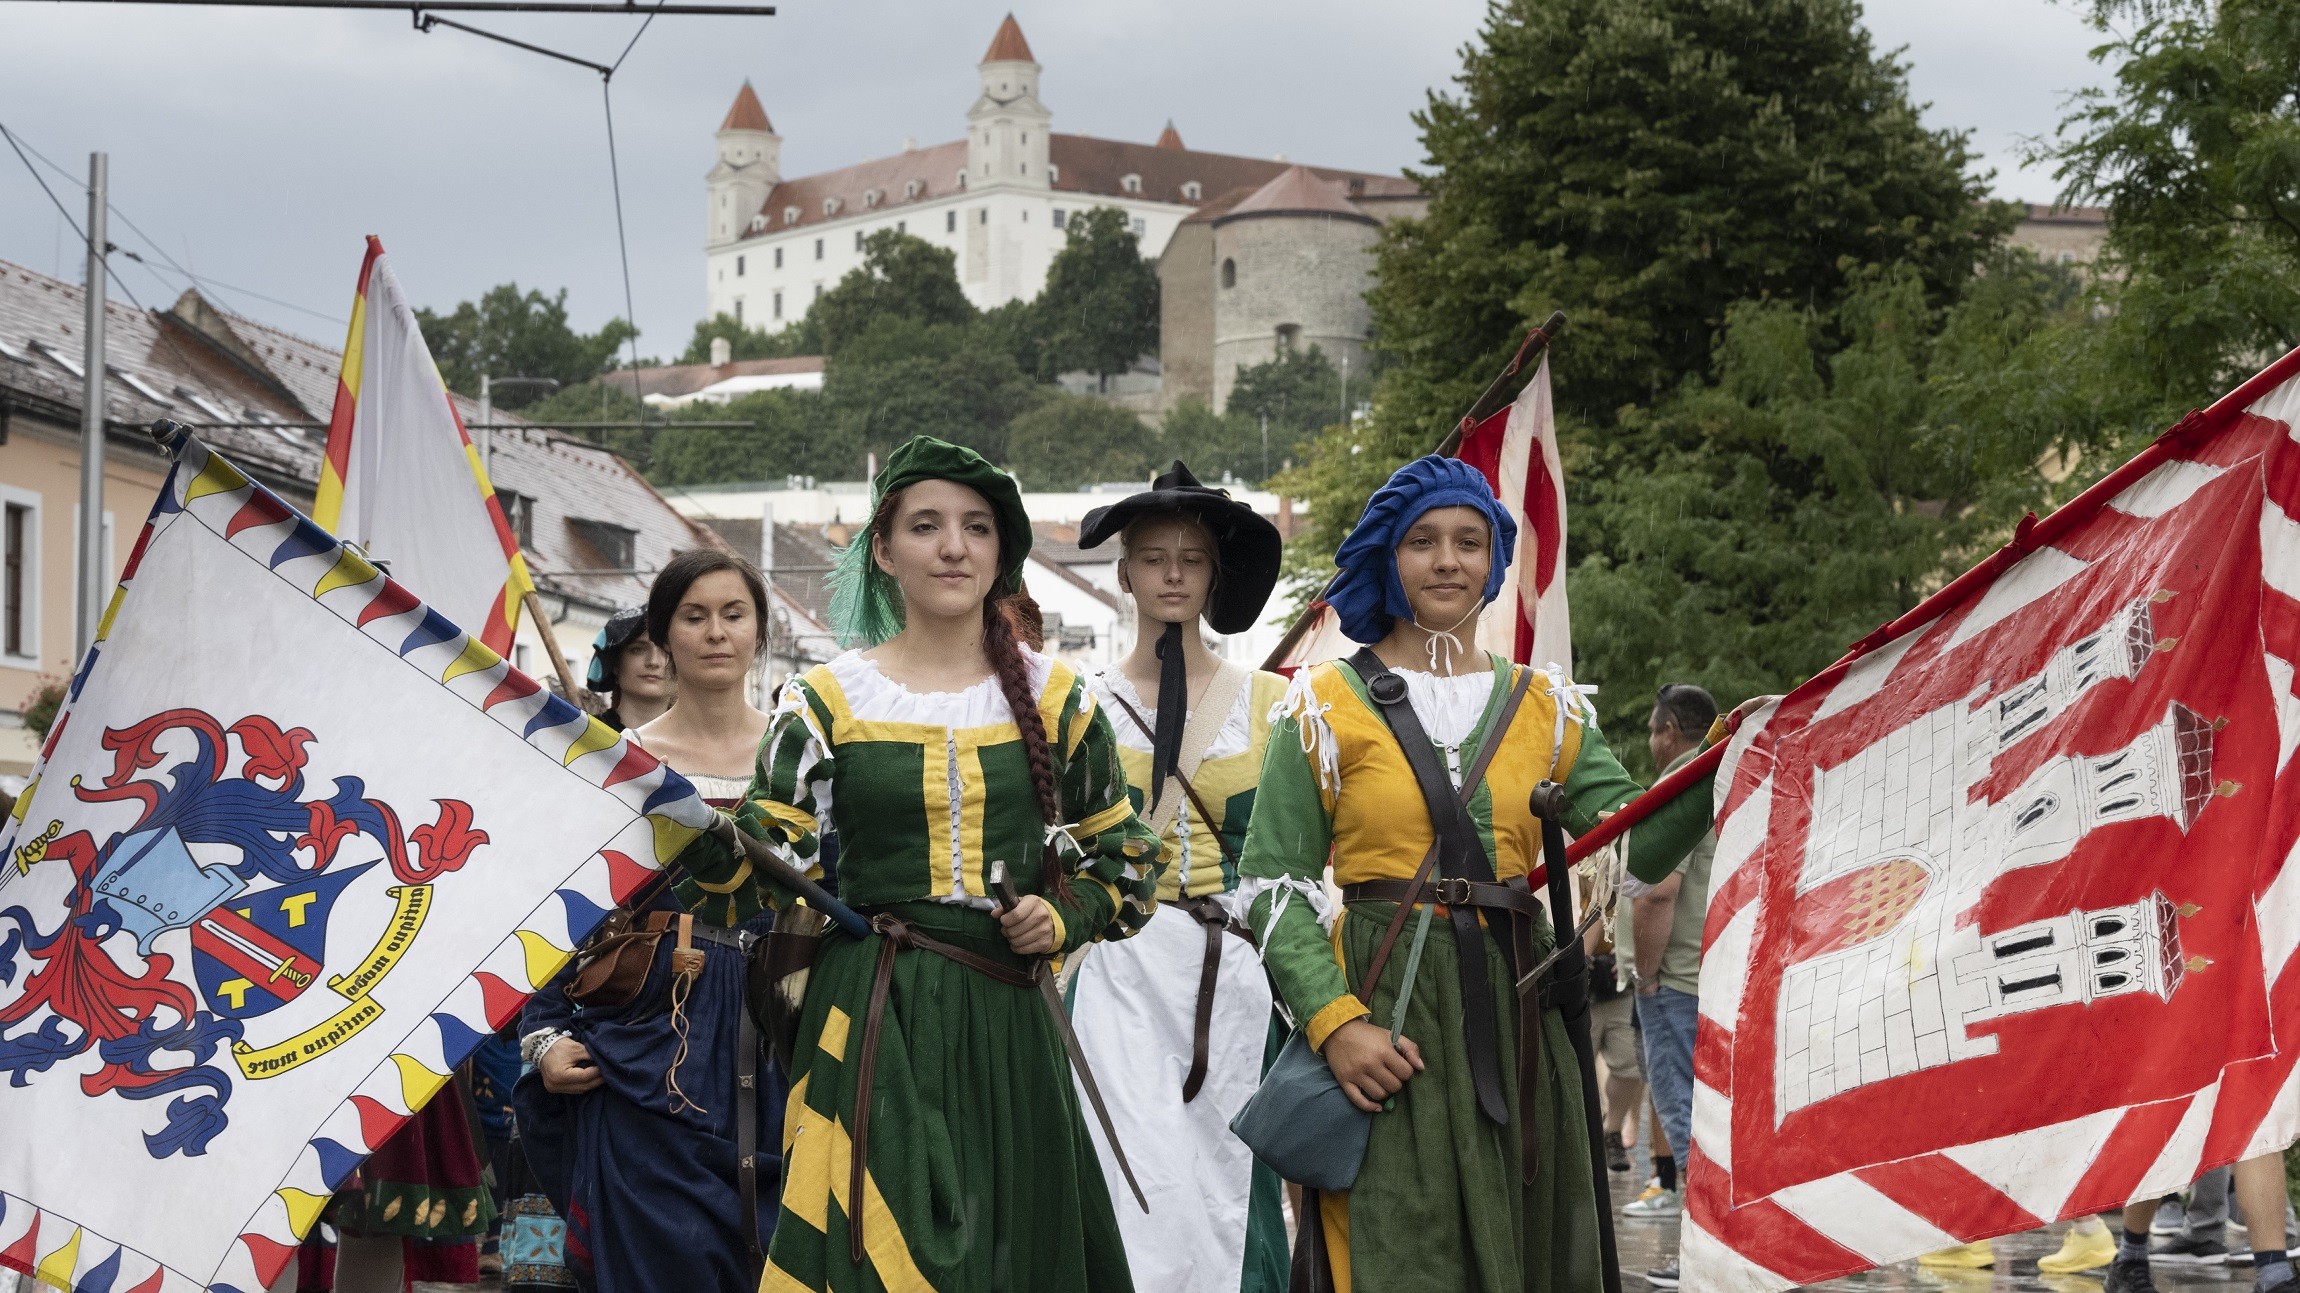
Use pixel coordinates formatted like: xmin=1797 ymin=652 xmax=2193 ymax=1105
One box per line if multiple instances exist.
xmin=1606 ymin=1158 xmax=2263 ymax=1292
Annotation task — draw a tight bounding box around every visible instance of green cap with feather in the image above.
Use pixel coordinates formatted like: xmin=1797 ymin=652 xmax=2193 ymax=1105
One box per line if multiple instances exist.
xmin=827 ymin=435 xmax=1033 ymax=647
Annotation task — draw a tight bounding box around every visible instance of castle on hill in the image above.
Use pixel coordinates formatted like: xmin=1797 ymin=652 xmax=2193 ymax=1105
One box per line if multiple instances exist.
xmin=704 ymin=14 xmax=1427 ymax=412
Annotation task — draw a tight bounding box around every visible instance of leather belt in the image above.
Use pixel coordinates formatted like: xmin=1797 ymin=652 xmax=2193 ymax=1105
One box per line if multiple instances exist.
xmin=1342 ymin=877 xmax=1544 ymax=917
xmin=848 ymin=913 xmax=1040 ymax=1266
xmin=1164 ymin=895 xmax=1253 ymax=1103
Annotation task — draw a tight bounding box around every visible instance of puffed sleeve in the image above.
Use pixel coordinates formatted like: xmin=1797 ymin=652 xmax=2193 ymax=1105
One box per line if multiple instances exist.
xmin=1236 ymin=669 xmax=1363 ymax=1051
xmin=1044 ymin=677 xmax=1167 ymax=954
xmin=670 ymin=675 xmax=836 ymax=925
xmin=1555 ymin=702 xmax=1716 ymax=886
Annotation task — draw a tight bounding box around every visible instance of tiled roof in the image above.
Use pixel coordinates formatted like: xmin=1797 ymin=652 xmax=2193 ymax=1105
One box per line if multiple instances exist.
xmin=1155 ymin=121 xmax=1184 ymax=150
xmin=617 ymin=355 xmax=824 ymax=400
xmin=1221 ymin=165 xmax=1376 ymax=224
xmin=982 ymin=13 xmax=1034 ymax=63
xmin=1176 ymin=185 xmax=1258 ymax=228
xmin=734 ymin=135 xmax=1416 ymax=239
xmin=482 ymin=420 xmax=729 ymax=613
xmin=721 ymin=81 xmax=773 ymax=133
xmin=2020 ymin=203 xmax=2107 ymax=225
xmin=0 ymin=258 xmax=326 ymax=491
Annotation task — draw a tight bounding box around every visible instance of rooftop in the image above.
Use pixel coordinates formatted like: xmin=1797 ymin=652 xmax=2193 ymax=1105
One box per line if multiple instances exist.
xmin=982 ymin=12 xmax=1035 ymax=63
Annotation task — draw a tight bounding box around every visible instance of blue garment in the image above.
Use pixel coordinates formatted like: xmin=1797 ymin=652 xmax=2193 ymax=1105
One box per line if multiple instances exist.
xmin=1328 ymin=454 xmax=1519 ymax=644
xmin=514 ymin=905 xmax=784 ymax=1292
xmin=471 ymin=1031 xmax=523 ymax=1143
xmin=1636 ymin=987 xmax=1698 ymax=1164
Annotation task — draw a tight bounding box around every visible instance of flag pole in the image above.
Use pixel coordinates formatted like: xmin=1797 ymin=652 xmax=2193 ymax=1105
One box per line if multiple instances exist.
xmin=521 ymin=589 xmax=585 ymax=700
xmin=1258 ymin=311 xmax=1568 ymax=671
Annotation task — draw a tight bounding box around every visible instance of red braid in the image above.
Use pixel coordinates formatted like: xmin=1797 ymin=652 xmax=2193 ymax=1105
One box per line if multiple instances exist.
xmin=983 ymin=593 xmax=1075 ymax=906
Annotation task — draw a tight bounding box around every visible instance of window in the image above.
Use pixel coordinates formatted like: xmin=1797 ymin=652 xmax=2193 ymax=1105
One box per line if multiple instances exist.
xmin=174 ymin=387 xmax=233 ymax=421
xmin=856 ymin=230 xmax=866 ymax=252
xmin=1121 ymin=174 xmax=1142 ymax=194
xmin=1046 ymin=164 xmax=1059 ymax=183
xmin=864 ymin=188 xmax=882 ymax=209
xmin=814 ymin=283 xmax=824 ymax=300
xmin=774 ymin=247 xmax=783 ymax=269
xmin=1276 ymin=324 xmax=1301 ymax=351
xmin=1020 ymin=209 xmax=1027 ymax=221
xmin=822 ymin=197 xmax=841 ymax=216
xmin=897 ymin=220 xmax=906 ymax=233
xmin=905 ymin=179 xmax=923 ymax=200
xmin=569 ymin=518 xmax=638 ymax=571
xmin=1132 ymin=217 xmax=1146 ymax=236
xmin=1182 ymin=181 xmax=1201 ymax=201
xmin=0 ymin=337 xmax=31 ymax=364
xmin=1992 ymin=930 xmax=2056 ymax=958
xmin=1 ymin=487 xmax=36 ymax=664
xmin=1999 ymin=971 xmax=2063 ymax=998
xmin=113 ymin=369 xmax=174 ymax=407
xmin=814 ymin=238 xmax=824 ymax=260
xmin=1053 ymin=208 xmax=1066 ymax=229
xmin=734 ymin=298 xmax=744 ymax=324
xmin=980 ymin=209 xmax=989 ymax=225
xmin=773 ymin=291 xmax=783 ymax=320
xmin=956 ymin=170 xmax=968 ymax=189
xmin=1020 ymin=133 xmax=1027 ymax=145
xmin=947 ymin=210 xmax=958 ymax=233
xmin=495 ymin=490 xmax=536 ymax=547
xmin=28 ymin=339 xmax=82 ymax=378
xmin=784 ymin=205 xmax=801 ymax=224
xmin=1221 ymin=258 xmax=1236 ymax=289
xmin=736 ymin=255 xmax=746 ymax=276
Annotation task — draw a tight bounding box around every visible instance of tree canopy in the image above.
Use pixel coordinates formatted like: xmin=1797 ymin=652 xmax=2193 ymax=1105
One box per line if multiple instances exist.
xmin=416 ymin=285 xmax=635 ymax=409
xmin=1033 ymin=207 xmax=1161 ymax=383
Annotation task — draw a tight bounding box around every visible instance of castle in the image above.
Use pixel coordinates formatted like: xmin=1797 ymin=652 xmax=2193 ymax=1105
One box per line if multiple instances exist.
xmin=703 ymin=15 xmax=1426 ymax=412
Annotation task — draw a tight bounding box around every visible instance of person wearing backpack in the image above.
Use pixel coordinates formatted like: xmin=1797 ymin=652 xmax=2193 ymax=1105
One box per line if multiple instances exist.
xmin=1236 ymin=455 xmax=1715 ymax=1293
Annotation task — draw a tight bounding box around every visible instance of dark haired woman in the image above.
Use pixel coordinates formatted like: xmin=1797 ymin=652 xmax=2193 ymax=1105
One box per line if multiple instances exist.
xmin=514 ymin=548 xmax=787 ymax=1292
xmin=584 ymin=605 xmax=673 ymax=732
xmin=672 ymin=435 xmax=1163 ymax=1291
xmin=1236 ymin=456 xmax=1715 ymax=1293
xmin=1067 ymin=463 xmax=1291 ymax=1292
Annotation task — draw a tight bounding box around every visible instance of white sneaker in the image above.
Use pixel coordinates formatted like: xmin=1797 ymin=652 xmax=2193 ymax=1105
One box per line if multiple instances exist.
xmin=1623 ymin=1186 xmax=1682 ymax=1219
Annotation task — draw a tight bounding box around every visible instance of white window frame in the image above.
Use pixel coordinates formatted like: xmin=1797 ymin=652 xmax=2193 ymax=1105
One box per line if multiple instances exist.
xmin=0 ymin=484 xmax=41 ymax=668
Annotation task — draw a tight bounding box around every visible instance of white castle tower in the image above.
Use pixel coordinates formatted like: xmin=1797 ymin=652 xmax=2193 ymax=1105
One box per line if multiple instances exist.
xmin=968 ymin=14 xmax=1051 ymax=194
xmin=707 ymin=81 xmax=780 ymax=249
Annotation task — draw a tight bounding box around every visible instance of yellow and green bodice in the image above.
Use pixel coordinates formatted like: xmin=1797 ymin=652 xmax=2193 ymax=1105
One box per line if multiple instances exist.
xmin=1236 ymin=654 xmax=1711 ymax=1049
xmin=1088 ymin=667 xmax=1289 ymax=901
xmin=675 ymin=649 xmax=1166 ymax=951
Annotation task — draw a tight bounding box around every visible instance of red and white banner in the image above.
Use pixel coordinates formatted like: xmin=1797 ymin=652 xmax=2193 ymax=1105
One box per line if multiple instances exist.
xmin=1682 ymin=351 xmax=2300 ymax=1289
xmin=1457 ymin=353 xmax=1571 ymax=673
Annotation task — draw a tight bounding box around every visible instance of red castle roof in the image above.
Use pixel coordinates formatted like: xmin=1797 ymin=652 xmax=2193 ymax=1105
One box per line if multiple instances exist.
xmin=982 ymin=13 xmax=1035 ymax=63
xmin=720 ymin=80 xmax=773 ymax=134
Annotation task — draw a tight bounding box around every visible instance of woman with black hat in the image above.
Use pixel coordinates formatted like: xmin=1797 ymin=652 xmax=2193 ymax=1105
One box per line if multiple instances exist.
xmin=584 ymin=605 xmax=673 ymax=731
xmin=1067 ymin=461 xmax=1291 ymax=1292
xmin=667 ymin=435 xmax=1164 ymax=1292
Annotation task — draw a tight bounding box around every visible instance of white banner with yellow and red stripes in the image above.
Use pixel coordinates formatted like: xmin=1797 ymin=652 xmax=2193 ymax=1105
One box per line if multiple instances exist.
xmin=315 ymin=237 xmax=531 ymax=654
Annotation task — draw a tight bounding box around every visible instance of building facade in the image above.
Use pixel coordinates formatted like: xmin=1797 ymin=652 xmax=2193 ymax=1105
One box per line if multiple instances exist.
xmin=702 ymin=15 xmax=1418 ymax=333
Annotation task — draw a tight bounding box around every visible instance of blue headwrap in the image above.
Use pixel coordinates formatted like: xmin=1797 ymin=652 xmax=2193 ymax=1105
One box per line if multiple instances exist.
xmin=1328 ymin=455 xmax=1517 ymax=644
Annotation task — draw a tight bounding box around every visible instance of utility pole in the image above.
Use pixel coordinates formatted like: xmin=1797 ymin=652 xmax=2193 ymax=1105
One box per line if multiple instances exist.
xmin=1340 ymin=353 xmax=1350 ymax=429
xmin=76 ymin=152 xmax=108 ymax=661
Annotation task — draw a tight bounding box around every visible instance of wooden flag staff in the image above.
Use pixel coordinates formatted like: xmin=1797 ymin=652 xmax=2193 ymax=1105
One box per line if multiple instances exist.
xmin=521 ymin=589 xmax=585 ymax=701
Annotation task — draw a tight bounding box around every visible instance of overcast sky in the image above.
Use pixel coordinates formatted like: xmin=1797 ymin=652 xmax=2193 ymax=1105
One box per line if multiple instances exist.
xmin=0 ymin=0 xmax=2107 ymax=360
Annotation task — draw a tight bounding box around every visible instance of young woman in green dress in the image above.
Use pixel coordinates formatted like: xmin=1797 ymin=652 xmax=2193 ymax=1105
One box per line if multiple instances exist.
xmin=672 ymin=436 xmax=1164 ymax=1293
xmin=1235 ymin=455 xmax=1713 ymax=1293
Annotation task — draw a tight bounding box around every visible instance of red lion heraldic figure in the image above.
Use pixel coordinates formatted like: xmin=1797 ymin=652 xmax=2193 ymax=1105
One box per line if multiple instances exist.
xmin=0 ymin=707 xmax=486 ymax=1159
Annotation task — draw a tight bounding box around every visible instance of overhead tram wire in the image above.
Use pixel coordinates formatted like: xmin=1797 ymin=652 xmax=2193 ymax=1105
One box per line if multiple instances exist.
xmin=6 ymin=121 xmax=347 ymax=327
xmin=0 ymin=0 xmax=770 ymax=12
xmin=3 ymin=119 xmax=266 ymax=414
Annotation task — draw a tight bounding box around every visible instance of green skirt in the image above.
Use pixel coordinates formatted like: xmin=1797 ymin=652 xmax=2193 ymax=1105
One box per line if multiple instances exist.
xmin=764 ymin=901 xmax=1134 ymax=1293
xmin=1324 ymin=904 xmax=1602 ymax=1293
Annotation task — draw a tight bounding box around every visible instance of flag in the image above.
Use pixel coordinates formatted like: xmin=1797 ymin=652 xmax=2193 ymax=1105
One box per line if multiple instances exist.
xmin=0 ymin=427 xmax=709 ymax=1293
xmin=1457 ymin=353 xmax=1571 ymax=671
xmin=316 ymin=236 xmax=533 ymax=654
xmin=1681 ymin=348 xmax=2300 ymax=1289
xmin=1264 ymin=355 xmax=1572 ymax=675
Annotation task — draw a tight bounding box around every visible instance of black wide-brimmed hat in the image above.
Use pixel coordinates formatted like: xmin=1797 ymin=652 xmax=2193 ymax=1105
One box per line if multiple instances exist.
xmin=1079 ymin=461 xmax=1283 ymax=634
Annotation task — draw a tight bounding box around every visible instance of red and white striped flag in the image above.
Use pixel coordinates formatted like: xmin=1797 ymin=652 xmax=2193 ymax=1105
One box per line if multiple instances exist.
xmin=314 ymin=237 xmax=532 ymax=654
xmin=1457 ymin=353 xmax=1570 ymax=672
xmin=1684 ymin=347 xmax=2300 ymax=1289
xmin=1265 ymin=355 xmax=1571 ymax=674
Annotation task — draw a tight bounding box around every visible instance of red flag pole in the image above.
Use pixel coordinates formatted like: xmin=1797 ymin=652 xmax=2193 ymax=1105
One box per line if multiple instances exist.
xmin=1258 ymin=312 xmax=1570 ymax=671
xmin=1563 ymin=337 xmax=2300 ymax=863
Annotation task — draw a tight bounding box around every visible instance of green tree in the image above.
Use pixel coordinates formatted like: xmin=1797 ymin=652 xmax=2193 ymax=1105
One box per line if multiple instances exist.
xmin=811 ymin=231 xmax=976 ymax=356
xmin=679 ymin=313 xmax=820 ymax=364
xmin=1571 ymin=257 xmax=2089 ymax=770
xmin=2045 ymin=0 xmax=2300 ymax=447
xmin=821 ymin=314 xmax=1040 ymax=464
xmin=1162 ymin=400 xmax=1265 ymax=485
xmin=416 ymin=285 xmax=637 ymax=407
xmin=650 ymin=388 xmax=857 ymax=487
xmin=1005 ymin=396 xmax=1159 ymax=489
xmin=1035 ymin=207 xmax=1160 ymax=384
xmin=1227 ymin=346 xmax=1359 ymax=469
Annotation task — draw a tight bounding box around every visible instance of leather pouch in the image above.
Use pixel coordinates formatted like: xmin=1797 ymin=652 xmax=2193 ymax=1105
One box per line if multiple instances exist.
xmin=747 ymin=903 xmax=829 ymax=1071
xmin=568 ymin=909 xmax=675 ymax=1010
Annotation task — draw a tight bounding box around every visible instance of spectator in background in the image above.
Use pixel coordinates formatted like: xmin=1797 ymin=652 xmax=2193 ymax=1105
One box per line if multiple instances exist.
xmin=1621 ymin=683 xmax=1720 ymax=1290
xmin=1588 ymin=852 xmax=1644 ymax=1174
xmin=2110 ymin=1152 xmax=2294 ymax=1293
xmin=584 ymin=606 xmax=673 ymax=732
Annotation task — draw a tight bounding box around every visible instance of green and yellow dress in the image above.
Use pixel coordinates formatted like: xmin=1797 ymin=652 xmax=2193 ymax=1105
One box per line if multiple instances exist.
xmin=676 ymin=647 xmax=1164 ymax=1293
xmin=1237 ymin=654 xmax=1708 ymax=1293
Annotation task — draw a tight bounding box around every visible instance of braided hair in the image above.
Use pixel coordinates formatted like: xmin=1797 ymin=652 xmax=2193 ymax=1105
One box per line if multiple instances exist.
xmin=868 ymin=487 xmax=1075 ymax=905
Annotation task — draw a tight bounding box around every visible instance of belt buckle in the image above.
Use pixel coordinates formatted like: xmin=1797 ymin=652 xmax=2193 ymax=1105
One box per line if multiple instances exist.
xmin=1433 ymin=877 xmax=1473 ymax=906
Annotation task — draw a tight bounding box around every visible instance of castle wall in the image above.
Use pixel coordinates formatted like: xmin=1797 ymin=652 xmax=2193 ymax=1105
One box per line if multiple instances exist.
xmin=1210 ymin=212 xmax=1377 ymax=413
xmin=1158 ymin=220 xmax=1217 ymax=408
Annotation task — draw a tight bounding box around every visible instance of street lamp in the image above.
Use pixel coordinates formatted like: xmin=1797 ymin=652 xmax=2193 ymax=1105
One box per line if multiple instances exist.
xmin=475 ymin=375 xmax=562 ymax=469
